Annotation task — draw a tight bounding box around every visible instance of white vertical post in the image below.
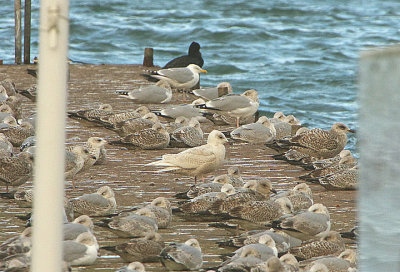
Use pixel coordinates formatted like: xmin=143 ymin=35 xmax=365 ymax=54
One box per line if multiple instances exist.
xmin=359 ymin=46 xmax=400 ymax=271
xmin=31 ymin=0 xmax=69 ymax=271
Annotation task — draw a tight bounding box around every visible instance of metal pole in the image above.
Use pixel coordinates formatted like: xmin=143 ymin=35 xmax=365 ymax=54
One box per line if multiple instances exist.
xmin=359 ymin=46 xmax=400 ymax=271
xmin=31 ymin=0 xmax=69 ymax=271
xmin=15 ymin=0 xmax=22 ymax=64
xmin=24 ymin=0 xmax=31 ymax=64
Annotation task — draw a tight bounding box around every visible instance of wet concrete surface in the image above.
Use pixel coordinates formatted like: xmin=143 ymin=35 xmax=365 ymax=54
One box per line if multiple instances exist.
xmin=0 ymin=64 xmax=357 ymax=271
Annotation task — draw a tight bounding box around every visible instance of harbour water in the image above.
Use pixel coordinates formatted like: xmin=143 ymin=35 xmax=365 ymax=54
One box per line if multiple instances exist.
xmin=2 ymin=0 xmax=400 ymax=155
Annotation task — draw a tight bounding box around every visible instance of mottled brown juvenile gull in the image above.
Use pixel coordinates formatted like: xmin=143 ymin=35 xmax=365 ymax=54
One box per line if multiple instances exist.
xmin=180 ymin=184 xmax=235 ymax=214
xmin=0 ymin=152 xmax=33 ymax=192
xmin=217 ymin=247 xmax=264 ymax=272
xmin=96 ymin=106 xmax=151 ymax=127
xmin=67 ymin=103 xmax=113 ymax=121
xmin=0 ymin=227 xmax=32 ymax=259
xmin=197 ymin=89 xmax=259 ymax=127
xmin=191 ymin=82 xmax=233 ymax=100
xmin=299 ymin=154 xmax=357 ymax=182
xmin=175 ymin=174 xmax=232 ymax=199
xmin=311 ymin=149 xmax=354 ymax=170
xmin=0 ymin=133 xmax=13 ymax=158
xmin=109 ymin=112 xmax=159 ymax=137
xmin=160 ymin=238 xmax=203 ymax=271
xmin=163 ymin=41 xmax=204 ymax=69
xmin=0 ymin=121 xmax=35 ymax=147
xmin=117 ymin=80 xmax=172 ymax=104
xmin=225 ymin=166 xmax=245 ymax=187
xmin=70 ymin=186 xmax=117 ymax=216
xmin=3 ymin=95 xmax=22 ymax=120
xmin=318 ymin=165 xmax=358 ymax=190
xmin=116 ymin=261 xmax=146 ymax=272
xmin=120 ymin=123 xmax=170 ymax=150
xmin=102 ymin=232 xmax=163 ymax=263
xmin=273 ymin=183 xmax=313 ymax=212
xmin=145 ymin=64 xmax=207 ymax=90
xmin=230 ymin=116 xmax=276 ymax=144
xmin=97 ymin=209 xmax=158 ymax=238
xmin=278 ymin=122 xmax=355 ymax=159
xmin=210 ymin=180 xmax=276 ymax=214
xmin=277 ymin=203 xmax=331 ymax=241
xmin=1 ymin=115 xmax=18 ymax=127
xmin=63 ymin=232 xmax=98 ymax=266
xmin=169 ymin=118 xmax=203 ymax=148
xmin=228 ymin=197 xmax=293 ymax=225
xmin=288 ymin=231 xmax=345 ymax=260
xmin=146 ymin=130 xmax=228 ymax=183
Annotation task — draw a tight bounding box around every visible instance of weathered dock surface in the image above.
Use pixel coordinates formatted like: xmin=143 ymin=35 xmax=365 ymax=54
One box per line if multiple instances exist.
xmin=0 ymin=64 xmax=357 ymax=271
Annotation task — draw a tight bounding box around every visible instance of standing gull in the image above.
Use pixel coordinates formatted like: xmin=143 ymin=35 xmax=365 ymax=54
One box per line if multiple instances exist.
xmin=117 ymin=80 xmax=172 ymax=104
xmin=144 ymin=64 xmax=207 ymax=90
xmin=163 ymin=41 xmax=204 ymax=69
xmin=196 ymin=89 xmax=259 ymax=127
xmin=146 ymin=130 xmax=228 ymax=183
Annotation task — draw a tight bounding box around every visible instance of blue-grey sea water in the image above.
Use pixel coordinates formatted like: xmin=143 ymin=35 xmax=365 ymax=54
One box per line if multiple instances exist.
xmin=1 ymin=0 xmax=400 ymax=154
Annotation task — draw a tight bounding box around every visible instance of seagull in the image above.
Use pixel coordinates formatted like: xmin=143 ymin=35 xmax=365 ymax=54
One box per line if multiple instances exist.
xmin=116 ymin=261 xmax=146 ymax=272
xmin=117 ymin=80 xmax=172 ymax=104
xmin=278 ymin=122 xmax=355 ymax=159
xmin=196 ymin=89 xmax=259 ymax=127
xmin=63 ymin=232 xmax=98 ymax=266
xmin=146 ymin=130 xmax=228 ymax=183
xmin=70 ymin=186 xmax=117 ymax=216
xmin=160 ymin=238 xmax=203 ymax=271
xmin=163 ymin=41 xmax=204 ymax=69
xmin=190 ymin=82 xmax=233 ymax=101
xmin=230 ymin=116 xmax=276 ymax=144
xmin=144 ymin=64 xmax=207 ymax=90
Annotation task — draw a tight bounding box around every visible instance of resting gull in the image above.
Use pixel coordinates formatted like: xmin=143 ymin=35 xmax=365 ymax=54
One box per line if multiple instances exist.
xmin=116 ymin=261 xmax=146 ymax=272
xmin=117 ymin=80 xmax=172 ymax=104
xmin=146 ymin=130 xmax=228 ymax=183
xmin=67 ymin=103 xmax=113 ymax=121
xmin=278 ymin=122 xmax=355 ymax=159
xmin=102 ymin=232 xmax=163 ymax=263
xmin=0 ymin=121 xmax=35 ymax=147
xmin=63 ymin=232 xmax=98 ymax=266
xmin=272 ymin=183 xmax=313 ymax=212
xmin=144 ymin=64 xmax=207 ymax=90
xmin=135 ymin=197 xmax=172 ymax=229
xmin=70 ymin=186 xmax=117 ymax=216
xmin=301 ymin=248 xmax=357 ymax=272
xmin=276 ymin=203 xmax=331 ymax=241
xmin=288 ymin=231 xmax=345 ymax=260
xmin=160 ymin=238 xmax=203 ymax=271
xmin=169 ymin=118 xmax=203 ymax=148
xmin=0 ymin=151 xmax=34 ymax=192
xmin=230 ymin=116 xmax=276 ymax=144
xmin=196 ymin=89 xmax=259 ymax=127
xmin=163 ymin=41 xmax=204 ymax=69
xmin=96 ymin=209 xmax=158 ymax=238
xmin=191 ymin=82 xmax=233 ymax=101
xmin=318 ymin=165 xmax=359 ymax=190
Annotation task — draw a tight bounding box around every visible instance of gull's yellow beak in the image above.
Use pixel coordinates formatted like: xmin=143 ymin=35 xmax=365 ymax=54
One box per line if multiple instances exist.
xmin=200 ymin=69 xmax=207 ymax=73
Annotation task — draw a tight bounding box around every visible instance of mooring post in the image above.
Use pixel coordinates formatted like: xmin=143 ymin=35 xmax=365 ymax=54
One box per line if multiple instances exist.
xmin=143 ymin=47 xmax=154 ymax=67
xmin=24 ymin=0 xmax=31 ymax=64
xmin=31 ymin=0 xmax=69 ymax=271
xmin=15 ymin=0 xmax=22 ymax=64
xmin=359 ymin=46 xmax=400 ymax=271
